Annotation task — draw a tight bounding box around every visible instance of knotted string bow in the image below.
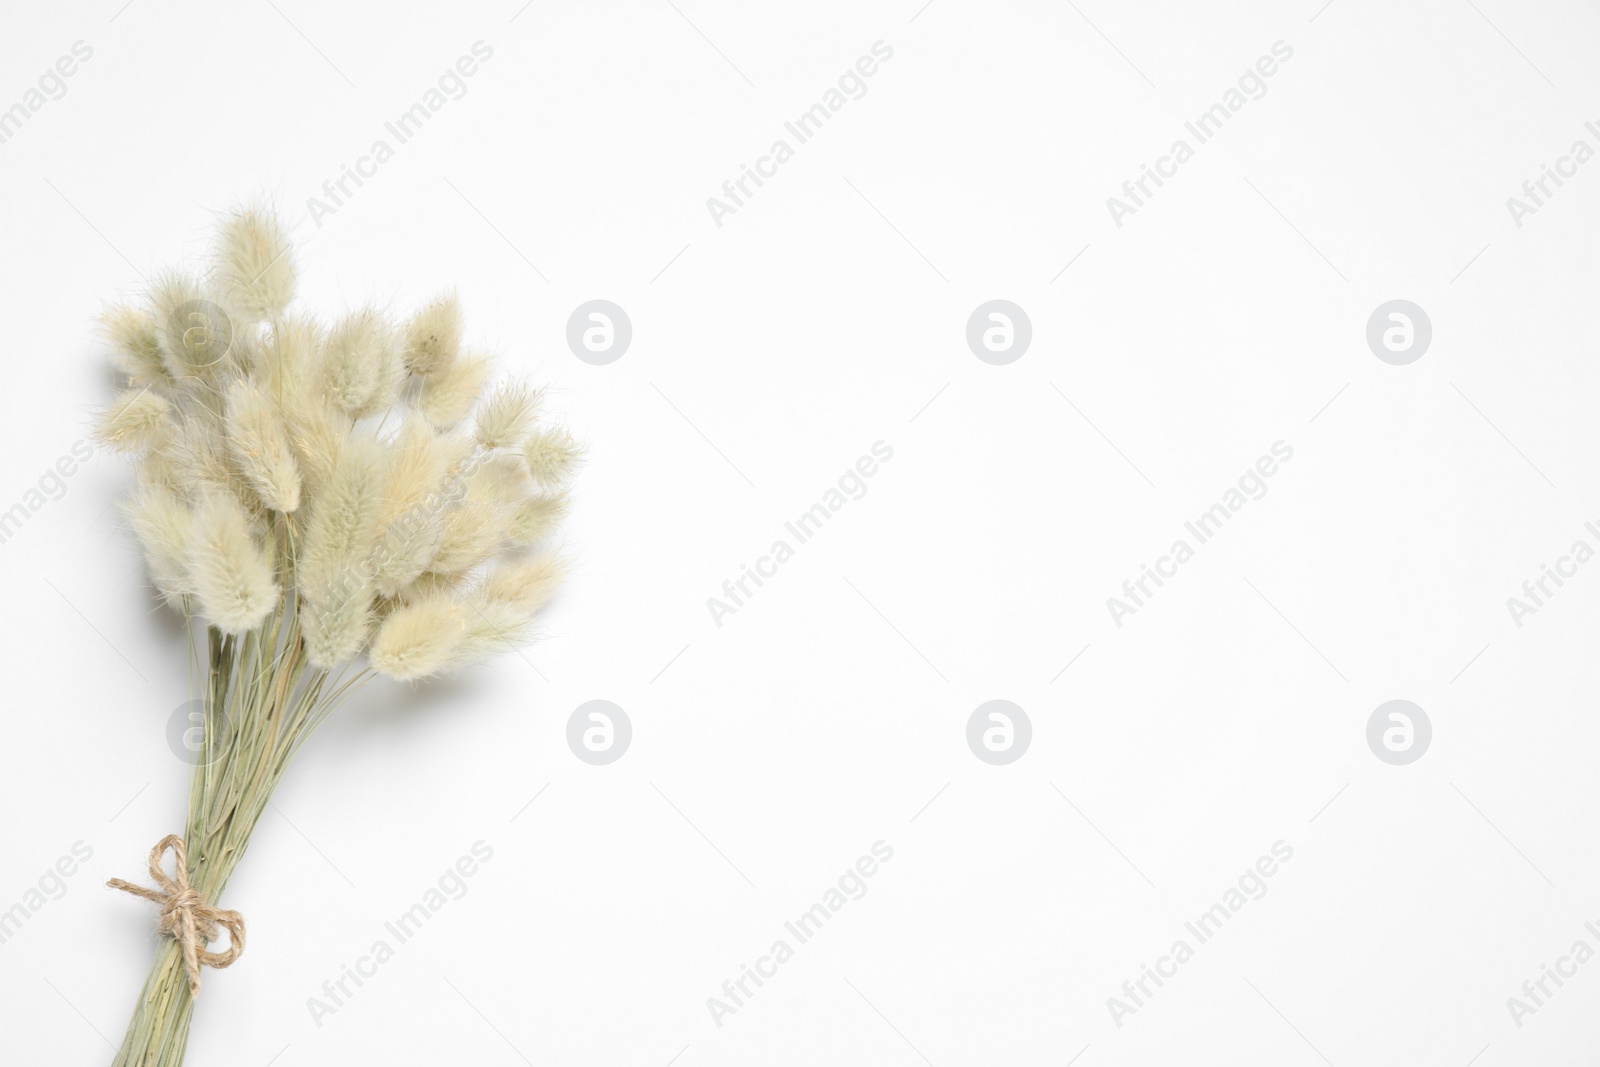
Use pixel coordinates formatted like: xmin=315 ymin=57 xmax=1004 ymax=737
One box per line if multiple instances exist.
xmin=108 ymin=835 xmax=245 ymax=997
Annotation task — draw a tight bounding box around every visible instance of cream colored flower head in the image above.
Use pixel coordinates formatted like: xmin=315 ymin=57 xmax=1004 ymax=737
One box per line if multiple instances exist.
xmin=96 ymin=205 xmax=573 ymax=681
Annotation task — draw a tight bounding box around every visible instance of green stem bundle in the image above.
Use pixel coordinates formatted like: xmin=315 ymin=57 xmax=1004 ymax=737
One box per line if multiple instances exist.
xmin=112 ymin=600 xmax=371 ymax=1067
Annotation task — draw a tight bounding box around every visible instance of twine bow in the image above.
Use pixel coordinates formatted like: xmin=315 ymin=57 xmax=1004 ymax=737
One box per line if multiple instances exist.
xmin=108 ymin=835 xmax=245 ymax=997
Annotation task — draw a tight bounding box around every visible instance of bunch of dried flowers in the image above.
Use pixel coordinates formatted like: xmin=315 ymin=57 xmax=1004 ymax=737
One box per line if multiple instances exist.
xmin=93 ymin=206 xmax=574 ymax=1066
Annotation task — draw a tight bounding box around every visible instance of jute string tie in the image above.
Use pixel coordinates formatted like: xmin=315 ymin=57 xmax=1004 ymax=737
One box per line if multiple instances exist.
xmin=108 ymin=835 xmax=245 ymax=997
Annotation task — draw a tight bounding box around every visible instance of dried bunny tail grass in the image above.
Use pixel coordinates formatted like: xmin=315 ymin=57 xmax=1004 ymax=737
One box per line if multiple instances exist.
xmin=522 ymin=426 xmax=581 ymax=487
xmin=479 ymin=554 xmax=565 ymax=613
xmin=417 ymin=353 xmax=491 ymax=430
xmin=371 ymin=415 xmax=451 ymax=595
xmin=425 ymin=457 xmax=522 ymax=575
xmin=224 ymin=379 xmax=302 ymax=513
xmin=474 ymin=452 xmax=533 ymax=506
xmin=507 ymin=491 xmax=568 ymax=546
xmin=225 ymin=320 xmax=266 ymax=382
xmin=91 ymin=201 xmax=587 ymax=1066
xmin=100 ymin=306 xmax=169 ymax=386
xmin=323 ymin=308 xmax=401 ymax=418
xmin=166 ymin=414 xmax=237 ymax=499
xmin=379 ymin=413 xmax=450 ymax=526
xmin=402 ymin=293 xmax=462 ymax=378
xmin=255 ymin=316 xmax=324 ymax=407
xmin=281 ymin=397 xmax=350 ymax=499
xmin=151 ymin=273 xmax=234 ymax=383
xmin=455 ymin=596 xmax=535 ymax=665
xmin=301 ymin=589 xmax=375 ymax=668
xmin=368 ymin=594 xmax=467 ymax=680
xmin=94 ymin=388 xmax=173 ymax=452
xmin=175 ymin=406 xmax=262 ymax=514
xmin=300 ymin=435 xmax=384 ymax=588
xmin=429 ymin=497 xmax=508 ymax=575
xmin=188 ymin=491 xmax=278 ymax=633
xmin=474 ymin=380 xmax=540 ymax=450
xmin=212 ymin=206 xmax=296 ymax=322
xmin=437 ymin=427 xmax=479 ymax=481
xmin=299 ymin=436 xmax=385 ymax=666
xmin=395 ymin=570 xmax=466 ymax=604
xmin=135 ymin=449 xmax=181 ymax=493
xmin=124 ymin=485 xmax=196 ymax=607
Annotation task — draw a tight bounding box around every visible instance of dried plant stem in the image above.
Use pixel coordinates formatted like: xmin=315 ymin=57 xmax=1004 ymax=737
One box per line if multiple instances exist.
xmin=112 ymin=591 xmax=372 ymax=1067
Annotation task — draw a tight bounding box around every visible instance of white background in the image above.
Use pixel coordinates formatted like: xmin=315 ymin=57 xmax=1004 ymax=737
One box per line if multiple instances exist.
xmin=2 ymin=0 xmax=1599 ymax=1064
